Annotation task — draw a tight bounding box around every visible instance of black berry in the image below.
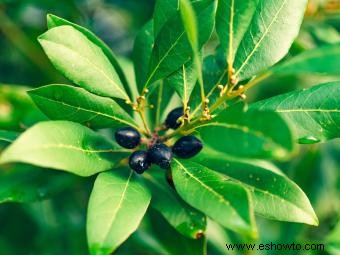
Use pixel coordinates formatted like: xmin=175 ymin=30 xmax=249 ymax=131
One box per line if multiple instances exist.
xmin=172 ymin=135 xmax=203 ymax=159
xmin=148 ymin=143 xmax=172 ymax=169
xmin=165 ymin=107 xmax=184 ymax=129
xmin=129 ymin=150 xmax=151 ymax=174
xmin=114 ymin=127 xmax=141 ymax=149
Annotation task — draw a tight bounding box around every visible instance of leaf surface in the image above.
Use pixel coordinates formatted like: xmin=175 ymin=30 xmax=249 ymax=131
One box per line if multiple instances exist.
xmin=234 ymin=0 xmax=308 ymax=81
xmin=145 ymin=0 xmax=217 ymax=87
xmin=172 ymin=159 xmax=257 ymax=237
xmin=87 ymin=170 xmax=151 ymax=254
xmin=144 ymin=172 xmax=206 ymax=239
xmin=29 ymin=84 xmax=137 ymax=129
xmin=38 ymin=25 xmax=128 ymax=99
xmin=197 ymin=108 xmax=295 ymax=159
xmin=195 ymin=149 xmax=318 ymax=226
xmin=46 ymin=14 xmax=132 ymax=98
xmin=0 ymin=121 xmax=129 ymax=176
xmin=216 ymin=0 xmax=259 ymax=64
xmin=250 ymin=82 xmax=340 ymax=143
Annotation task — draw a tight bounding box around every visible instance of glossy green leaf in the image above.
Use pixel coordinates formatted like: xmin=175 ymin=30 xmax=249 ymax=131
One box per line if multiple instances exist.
xmin=172 ymin=159 xmax=257 ymax=237
xmin=28 ymin=84 xmax=137 ymax=129
xmin=87 ymin=170 xmax=151 ymax=255
xmin=234 ymin=0 xmax=308 ymax=81
xmin=38 ymin=25 xmax=128 ymax=100
xmin=197 ymin=108 xmax=295 ymax=159
xmin=180 ymin=0 xmax=199 ymax=52
xmin=0 ymin=130 xmax=18 ymax=144
xmin=179 ymin=0 xmax=205 ymax=107
xmin=250 ymin=82 xmax=340 ymax=143
xmin=144 ymin=0 xmax=217 ymax=88
xmin=166 ymin=62 xmax=198 ymax=105
xmin=0 ymin=164 xmax=75 ymax=204
xmin=153 ymin=0 xmax=178 ymax=37
xmin=133 ymin=21 xmax=154 ymax=91
xmin=0 ymin=121 xmax=129 ymax=176
xmin=189 ymin=53 xmax=227 ymax=115
xmin=216 ymin=0 xmax=259 ymax=64
xmin=195 ymin=149 xmax=319 ymax=226
xmin=46 ymin=14 xmax=132 ymax=98
xmin=144 ymin=172 xmax=206 ymax=239
xmin=272 ymin=42 xmax=340 ymax=76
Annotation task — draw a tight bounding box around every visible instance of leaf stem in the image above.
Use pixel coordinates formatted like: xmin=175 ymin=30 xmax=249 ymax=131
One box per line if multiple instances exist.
xmin=191 ymin=69 xmax=228 ymax=117
xmin=162 ymin=70 xmax=272 ymax=140
xmin=137 ymin=110 xmax=151 ymax=136
xmin=155 ymin=81 xmax=163 ymax=126
xmin=236 ymin=71 xmax=272 ymax=94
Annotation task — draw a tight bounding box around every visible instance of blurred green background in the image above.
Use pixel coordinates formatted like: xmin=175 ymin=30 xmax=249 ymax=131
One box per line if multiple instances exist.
xmin=0 ymin=0 xmax=339 ymax=254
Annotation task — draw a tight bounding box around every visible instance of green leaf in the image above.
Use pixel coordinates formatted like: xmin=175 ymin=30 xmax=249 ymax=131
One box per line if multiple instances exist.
xmin=234 ymin=0 xmax=308 ymax=81
xmin=189 ymin=53 xmax=228 ymax=115
xmin=195 ymin=149 xmax=319 ymax=226
xmin=179 ymin=0 xmax=205 ymax=108
xmin=0 ymin=84 xmax=46 ymax=130
xmin=166 ymin=62 xmax=198 ymax=105
xmin=144 ymin=172 xmax=206 ymax=239
xmin=197 ymin=107 xmax=295 ymax=159
xmin=38 ymin=25 xmax=128 ymax=100
xmin=147 ymin=83 xmax=181 ymax=128
xmin=0 ymin=121 xmax=129 ymax=176
xmin=180 ymin=0 xmax=199 ymax=52
xmin=250 ymin=82 xmax=340 ymax=143
xmin=216 ymin=0 xmax=259 ymax=65
xmin=145 ymin=209 xmax=207 ymax=255
xmin=0 ymin=130 xmax=18 ymax=144
xmin=172 ymin=159 xmax=257 ymax=237
xmin=28 ymin=84 xmax=137 ymax=129
xmin=153 ymin=0 xmax=178 ymax=37
xmin=87 ymin=170 xmax=151 ymax=255
xmin=46 ymin=14 xmax=132 ymax=99
xmin=133 ymin=21 xmax=154 ymax=91
xmin=144 ymin=0 xmax=217 ymax=88
xmin=0 ymin=164 xmax=75 ymax=204
xmin=272 ymin=42 xmax=340 ymax=76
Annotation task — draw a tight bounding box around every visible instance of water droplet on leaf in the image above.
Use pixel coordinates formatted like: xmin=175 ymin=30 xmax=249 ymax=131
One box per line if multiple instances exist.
xmin=298 ymin=136 xmax=320 ymax=144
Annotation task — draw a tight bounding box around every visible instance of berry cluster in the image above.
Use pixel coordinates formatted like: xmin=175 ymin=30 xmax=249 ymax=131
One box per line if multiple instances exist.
xmin=114 ymin=107 xmax=203 ymax=174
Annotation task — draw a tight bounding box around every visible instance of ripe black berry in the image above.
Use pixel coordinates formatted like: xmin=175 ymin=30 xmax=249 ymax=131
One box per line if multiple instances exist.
xmin=165 ymin=107 xmax=184 ymax=129
xmin=148 ymin=143 xmax=172 ymax=169
xmin=172 ymin=136 xmax=203 ymax=159
xmin=114 ymin=127 xmax=141 ymax=149
xmin=129 ymin=150 xmax=151 ymax=174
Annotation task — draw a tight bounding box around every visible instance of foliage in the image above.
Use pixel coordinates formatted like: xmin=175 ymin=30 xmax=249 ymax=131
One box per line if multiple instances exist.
xmin=0 ymin=0 xmax=339 ymax=254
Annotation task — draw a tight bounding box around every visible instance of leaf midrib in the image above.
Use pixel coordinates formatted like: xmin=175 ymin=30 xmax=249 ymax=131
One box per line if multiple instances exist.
xmin=31 ymin=92 xmax=137 ymax=129
xmin=218 ymin=170 xmax=316 ymax=222
xmin=14 ymin=144 xmax=128 ymax=154
xmin=174 ymin=159 xmax=250 ymax=227
xmin=144 ymin=173 xmax=198 ymax=233
xmin=235 ymin=0 xmax=289 ymax=76
xmin=145 ymin=31 xmax=186 ymax=87
xmin=39 ymin=38 xmax=127 ymax=100
xmin=144 ymin=172 xmax=202 ymax=235
xmin=101 ymin=171 xmax=133 ymax=246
